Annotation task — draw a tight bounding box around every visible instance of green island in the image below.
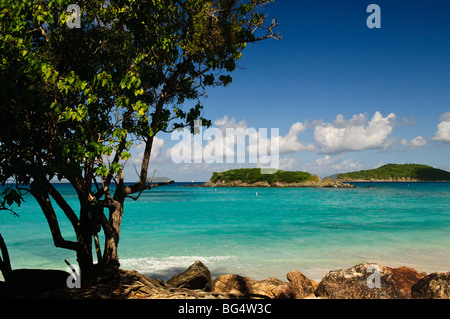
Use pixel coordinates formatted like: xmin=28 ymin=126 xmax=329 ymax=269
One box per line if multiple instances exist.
xmin=202 ymin=168 xmax=355 ymax=188
xmin=337 ymin=164 xmax=450 ymax=182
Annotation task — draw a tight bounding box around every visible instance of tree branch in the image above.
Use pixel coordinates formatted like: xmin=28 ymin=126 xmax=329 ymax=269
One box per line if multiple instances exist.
xmin=47 ymin=181 xmax=80 ymax=232
xmin=33 ymin=191 xmax=78 ymax=251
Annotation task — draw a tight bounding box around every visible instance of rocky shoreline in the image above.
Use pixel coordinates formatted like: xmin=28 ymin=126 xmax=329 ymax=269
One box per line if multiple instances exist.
xmin=337 ymin=178 xmax=423 ymax=182
xmin=2 ymin=261 xmax=449 ymax=299
xmin=202 ymin=177 xmax=356 ymax=189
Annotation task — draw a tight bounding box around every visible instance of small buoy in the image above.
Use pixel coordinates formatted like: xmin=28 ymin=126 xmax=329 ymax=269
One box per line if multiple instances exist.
xmin=256 ymin=192 xmax=258 ymax=196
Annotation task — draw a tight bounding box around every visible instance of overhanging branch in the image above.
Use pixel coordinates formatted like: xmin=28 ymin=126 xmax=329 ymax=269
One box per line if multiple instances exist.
xmin=33 ymin=191 xmax=78 ymax=251
xmin=47 ymin=181 xmax=79 ymax=231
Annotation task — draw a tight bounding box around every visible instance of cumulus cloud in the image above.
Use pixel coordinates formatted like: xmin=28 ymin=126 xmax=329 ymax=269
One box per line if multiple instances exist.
xmin=168 ymin=116 xmax=254 ymax=164
xmin=278 ymin=122 xmax=316 ymax=154
xmin=431 ymin=112 xmax=450 ymax=143
xmin=168 ymin=116 xmax=314 ymax=167
xmin=401 ymin=136 xmax=427 ymax=149
xmin=274 ymin=154 xmax=363 ymax=177
xmin=214 ymin=116 xmax=248 ymax=132
xmin=106 ymin=137 xmax=166 ymax=181
xmin=297 ymin=155 xmax=362 ymax=177
xmin=250 ymin=121 xmax=314 ymax=156
xmin=130 ymin=136 xmax=165 ymax=165
xmin=313 ymin=111 xmax=397 ymax=154
xmin=278 ymin=157 xmax=300 ymax=171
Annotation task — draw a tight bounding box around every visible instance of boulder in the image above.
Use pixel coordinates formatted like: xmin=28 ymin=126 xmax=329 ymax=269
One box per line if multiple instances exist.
xmin=411 ymin=272 xmax=450 ymax=299
xmin=391 ymin=266 xmax=427 ymax=298
xmin=246 ymin=277 xmax=293 ymax=299
xmin=286 ymin=271 xmax=318 ymax=298
xmin=315 ymin=263 xmax=426 ymax=299
xmin=167 ymin=260 xmax=212 ymax=291
xmin=212 ymin=274 xmax=289 ymax=298
xmin=212 ymin=271 xmax=317 ymax=299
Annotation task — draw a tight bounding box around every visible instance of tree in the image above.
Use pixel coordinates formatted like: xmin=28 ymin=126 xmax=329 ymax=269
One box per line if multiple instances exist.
xmin=0 ymin=0 xmax=280 ymax=284
xmin=0 ymin=234 xmax=12 ymax=282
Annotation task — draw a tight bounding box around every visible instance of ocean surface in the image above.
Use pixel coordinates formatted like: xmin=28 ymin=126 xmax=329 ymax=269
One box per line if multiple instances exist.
xmin=1 ymin=182 xmax=449 ymax=282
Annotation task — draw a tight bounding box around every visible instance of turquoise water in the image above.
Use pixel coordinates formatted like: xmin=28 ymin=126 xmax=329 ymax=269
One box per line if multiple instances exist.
xmin=1 ymin=182 xmax=449 ymax=282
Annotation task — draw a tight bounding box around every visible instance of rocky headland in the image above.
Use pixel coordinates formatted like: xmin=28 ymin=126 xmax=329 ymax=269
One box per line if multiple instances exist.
xmin=202 ymin=177 xmax=356 ymax=188
xmin=337 ymin=164 xmax=450 ymax=182
xmin=201 ymin=168 xmax=356 ymax=189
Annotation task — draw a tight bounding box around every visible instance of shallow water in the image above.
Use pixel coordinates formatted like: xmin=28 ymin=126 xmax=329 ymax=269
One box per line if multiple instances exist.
xmin=1 ymin=182 xmax=449 ymax=282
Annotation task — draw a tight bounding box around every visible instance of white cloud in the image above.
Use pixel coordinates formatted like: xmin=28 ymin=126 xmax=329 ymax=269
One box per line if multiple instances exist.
xmin=313 ymin=111 xmax=397 ymax=154
xmin=299 ymin=155 xmax=363 ymax=177
xmin=167 ymin=116 xmax=314 ymax=167
xmin=214 ymin=116 xmax=248 ymax=132
xmin=130 ymin=136 xmax=165 ymax=165
xmin=250 ymin=122 xmax=314 ymax=156
xmin=278 ymin=122 xmax=316 ymax=154
xmin=214 ymin=117 xmax=314 ymax=155
xmin=106 ymin=137 xmax=166 ymax=182
xmin=439 ymin=112 xmax=450 ymax=122
xmin=431 ymin=112 xmax=450 ymax=143
xmin=401 ymin=136 xmax=427 ymax=149
xmin=168 ymin=116 xmax=253 ymax=164
xmin=262 ymin=154 xmax=363 ymax=177
xmin=278 ymin=157 xmax=299 ymax=170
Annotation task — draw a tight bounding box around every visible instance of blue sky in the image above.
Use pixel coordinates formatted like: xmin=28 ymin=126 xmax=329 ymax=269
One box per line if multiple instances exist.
xmin=126 ymin=0 xmax=450 ymax=182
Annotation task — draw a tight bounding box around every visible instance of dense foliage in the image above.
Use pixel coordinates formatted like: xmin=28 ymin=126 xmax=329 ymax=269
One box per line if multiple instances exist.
xmin=337 ymin=164 xmax=450 ymax=181
xmin=210 ymin=168 xmax=319 ymax=184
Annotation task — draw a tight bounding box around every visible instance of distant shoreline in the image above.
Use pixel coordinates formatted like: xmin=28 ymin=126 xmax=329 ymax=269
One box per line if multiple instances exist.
xmin=202 ymin=179 xmax=356 ymax=188
xmin=336 ymin=164 xmax=450 ymax=182
xmin=338 ymin=180 xmax=450 ymax=183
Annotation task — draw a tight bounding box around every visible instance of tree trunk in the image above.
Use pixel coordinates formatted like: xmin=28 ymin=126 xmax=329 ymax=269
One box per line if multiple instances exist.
xmin=102 ymin=203 xmax=124 ymax=269
xmin=76 ymin=228 xmax=95 ymax=285
xmin=0 ymin=233 xmax=12 ymax=282
xmin=76 ymin=200 xmax=96 ymax=284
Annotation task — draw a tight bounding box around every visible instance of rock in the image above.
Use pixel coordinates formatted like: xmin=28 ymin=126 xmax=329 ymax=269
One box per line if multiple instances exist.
xmin=315 ymin=263 xmax=426 ymax=299
xmin=286 ymin=271 xmax=318 ymax=298
xmin=391 ymin=266 xmax=427 ymax=298
xmin=247 ymin=277 xmax=293 ymax=299
xmin=212 ymin=271 xmax=317 ymax=299
xmin=411 ymin=272 xmax=450 ymax=299
xmin=167 ymin=260 xmax=212 ymax=292
xmin=212 ymin=274 xmax=288 ymax=298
